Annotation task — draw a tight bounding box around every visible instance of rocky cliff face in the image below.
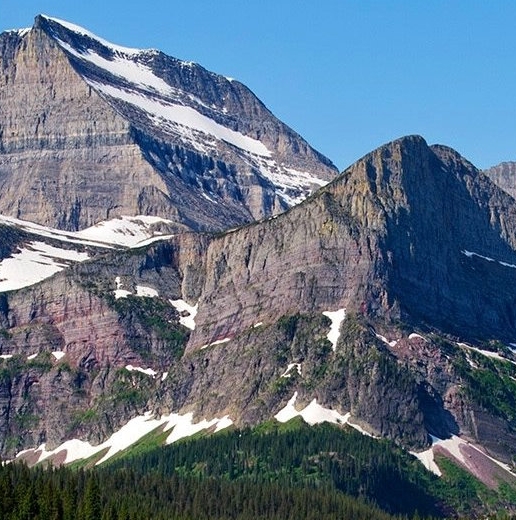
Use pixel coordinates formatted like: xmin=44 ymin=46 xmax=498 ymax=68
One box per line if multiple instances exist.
xmin=484 ymin=161 xmax=516 ymax=200
xmin=0 ymin=16 xmax=336 ymax=232
xmin=1 ymin=136 xmax=515 ymax=470
xmin=190 ymin=136 xmax=516 ymax=349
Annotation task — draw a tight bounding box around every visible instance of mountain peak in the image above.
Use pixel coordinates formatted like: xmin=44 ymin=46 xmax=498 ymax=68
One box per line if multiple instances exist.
xmin=35 ymin=14 xmax=147 ymax=56
xmin=0 ymin=16 xmax=337 ymax=231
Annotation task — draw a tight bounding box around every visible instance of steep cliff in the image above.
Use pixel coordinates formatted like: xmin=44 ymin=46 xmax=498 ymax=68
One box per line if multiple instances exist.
xmin=0 ymin=16 xmax=336 ymax=231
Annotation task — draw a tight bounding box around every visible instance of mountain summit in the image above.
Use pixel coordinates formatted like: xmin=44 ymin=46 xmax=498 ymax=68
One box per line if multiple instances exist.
xmin=0 ymin=15 xmax=336 ymax=231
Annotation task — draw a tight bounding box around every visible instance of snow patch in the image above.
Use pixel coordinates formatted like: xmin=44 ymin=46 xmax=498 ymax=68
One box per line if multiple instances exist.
xmin=253 ymin=322 xmax=263 ymax=328
xmin=0 ymin=241 xmax=89 ymax=293
xmin=322 ymin=308 xmax=346 ymax=351
xmin=51 ymin=351 xmax=66 ymax=360
xmin=275 ymin=392 xmax=349 ymax=426
xmin=125 ymin=365 xmax=157 ymax=377
xmin=55 ymin=40 xmax=172 ymax=94
xmin=462 ymin=250 xmax=516 ymax=269
xmin=77 ymin=215 xmax=175 ymax=248
xmin=27 ymin=354 xmax=38 ymax=360
xmin=258 ymin=161 xmax=329 ymax=206
xmin=114 ymin=276 xmax=132 ymax=299
xmin=161 ymin=372 xmax=168 ymax=382
xmin=200 ymin=337 xmax=231 ymax=349
xmin=274 ymin=393 xmax=376 ymax=437
xmin=0 ymin=354 xmax=13 ymax=360
xmin=43 ymin=15 xmax=143 ymax=55
xmin=88 ymin=82 xmax=271 ymax=158
xmin=409 ymin=333 xmax=427 ymax=342
xmin=169 ymin=299 xmax=198 ymax=330
xmin=375 ymin=333 xmax=398 ymax=347
xmin=411 ymin=446 xmax=442 ymax=476
xmin=18 ymin=410 xmax=234 ymax=466
xmin=412 ymin=434 xmax=516 ymax=478
xmin=136 ymin=285 xmax=159 ymax=298
xmin=280 ymin=363 xmax=302 ymax=378
xmin=458 ymin=342 xmax=516 ymax=366
xmin=8 ymin=28 xmax=31 ymax=37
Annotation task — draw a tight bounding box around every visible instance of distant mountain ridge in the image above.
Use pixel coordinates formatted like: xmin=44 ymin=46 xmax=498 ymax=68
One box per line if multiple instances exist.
xmin=484 ymin=161 xmax=516 ymax=200
xmin=0 ymin=15 xmax=336 ymax=231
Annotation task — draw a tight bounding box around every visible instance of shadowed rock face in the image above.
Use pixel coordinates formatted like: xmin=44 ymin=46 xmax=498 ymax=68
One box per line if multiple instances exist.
xmin=0 ymin=16 xmax=336 ymax=231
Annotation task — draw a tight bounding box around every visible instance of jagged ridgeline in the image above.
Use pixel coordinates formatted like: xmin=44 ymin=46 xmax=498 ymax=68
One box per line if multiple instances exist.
xmin=0 ymin=14 xmax=516 ymax=520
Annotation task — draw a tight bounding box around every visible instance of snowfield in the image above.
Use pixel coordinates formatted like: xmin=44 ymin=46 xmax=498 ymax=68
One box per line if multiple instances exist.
xmin=0 ymin=214 xmax=176 ymax=293
xmin=16 ymin=410 xmax=234 ymax=466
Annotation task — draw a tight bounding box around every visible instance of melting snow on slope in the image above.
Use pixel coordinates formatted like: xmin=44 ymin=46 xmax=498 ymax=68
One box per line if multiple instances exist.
xmin=18 ymin=410 xmax=233 ymax=466
xmin=125 ymin=365 xmax=158 ymax=377
xmin=462 ymin=250 xmax=516 ymax=269
xmin=169 ymin=299 xmax=198 ymax=330
xmin=0 ymin=241 xmax=89 ymax=292
xmin=322 ymin=308 xmax=346 ymax=351
xmin=457 ymin=342 xmax=516 ymax=366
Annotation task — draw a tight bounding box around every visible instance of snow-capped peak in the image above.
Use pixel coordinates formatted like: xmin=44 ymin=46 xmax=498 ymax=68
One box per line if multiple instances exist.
xmin=37 ymin=15 xmax=332 ymax=207
xmin=40 ymin=14 xmax=146 ymax=56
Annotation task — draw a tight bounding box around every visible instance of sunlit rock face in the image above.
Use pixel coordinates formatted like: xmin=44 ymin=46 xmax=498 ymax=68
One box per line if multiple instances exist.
xmin=0 ymin=15 xmax=336 ymax=232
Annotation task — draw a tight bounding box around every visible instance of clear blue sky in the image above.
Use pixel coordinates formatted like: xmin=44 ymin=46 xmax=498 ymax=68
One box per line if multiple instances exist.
xmin=2 ymin=1 xmax=515 ymax=170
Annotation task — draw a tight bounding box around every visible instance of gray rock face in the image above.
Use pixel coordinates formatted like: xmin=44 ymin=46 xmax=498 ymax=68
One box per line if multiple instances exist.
xmin=0 ymin=16 xmax=336 ymax=231
xmin=484 ymin=161 xmax=516 ymax=200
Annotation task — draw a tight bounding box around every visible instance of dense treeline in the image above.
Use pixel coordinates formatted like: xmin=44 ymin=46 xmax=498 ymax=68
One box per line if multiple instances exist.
xmin=0 ymin=420 xmax=513 ymax=519
xmin=109 ymin=420 xmax=443 ymax=517
xmin=0 ymin=462 xmax=407 ymax=520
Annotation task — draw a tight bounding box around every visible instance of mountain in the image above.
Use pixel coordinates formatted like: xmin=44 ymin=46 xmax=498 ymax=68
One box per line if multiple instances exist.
xmin=1 ymin=133 xmax=515 ymax=494
xmin=0 ymin=15 xmax=336 ymax=232
xmin=484 ymin=161 xmax=516 ymax=200
xmin=1 ymin=16 xmax=516 ymax=516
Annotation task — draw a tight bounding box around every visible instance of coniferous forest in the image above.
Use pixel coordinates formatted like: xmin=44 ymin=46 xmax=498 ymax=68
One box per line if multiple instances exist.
xmin=0 ymin=420 xmax=515 ymax=520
